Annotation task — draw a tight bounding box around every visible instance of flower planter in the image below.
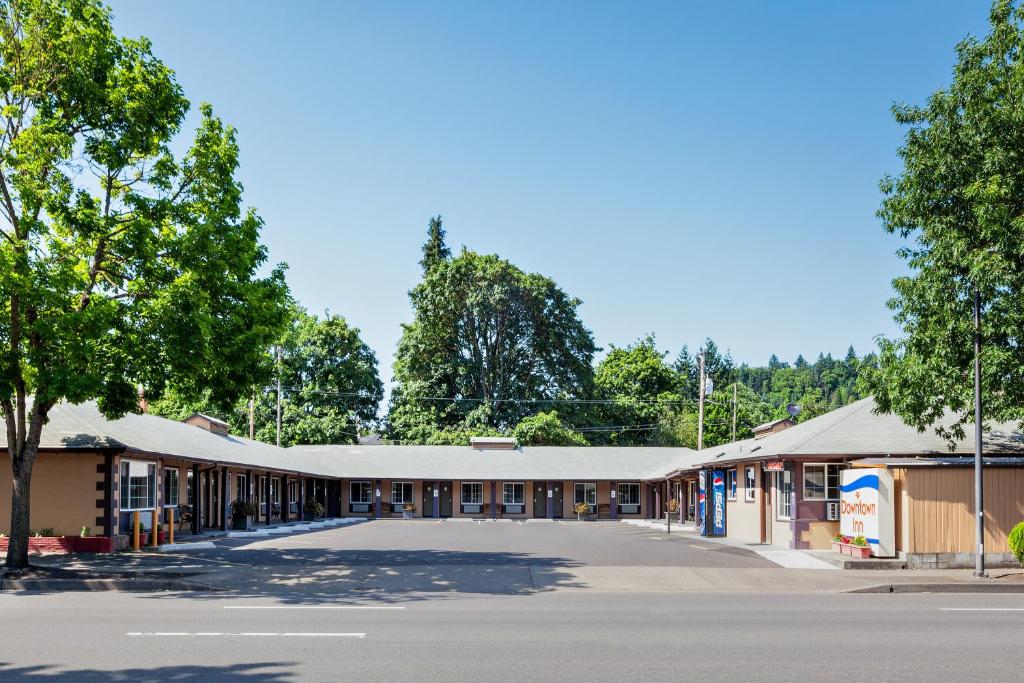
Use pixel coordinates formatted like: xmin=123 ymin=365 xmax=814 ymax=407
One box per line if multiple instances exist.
xmin=0 ymin=535 xmax=112 ymax=554
xmin=836 ymin=542 xmax=871 ymax=558
xmin=402 ymin=510 xmax=414 ymax=519
xmin=232 ymin=515 xmax=250 ymax=531
xmin=831 ymin=542 xmax=842 ymax=553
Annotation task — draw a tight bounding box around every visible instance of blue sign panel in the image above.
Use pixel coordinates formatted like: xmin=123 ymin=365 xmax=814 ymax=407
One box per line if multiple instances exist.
xmin=710 ymin=469 xmax=726 ymax=536
xmin=698 ymin=470 xmax=707 ymax=536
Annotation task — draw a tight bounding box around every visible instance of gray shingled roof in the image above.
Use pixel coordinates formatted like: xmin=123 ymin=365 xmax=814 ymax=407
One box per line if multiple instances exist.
xmin=289 ymin=443 xmax=690 ymax=481
xmin=1 ymin=401 xmax=337 ymax=477
xmin=670 ymin=397 xmax=1024 ymax=473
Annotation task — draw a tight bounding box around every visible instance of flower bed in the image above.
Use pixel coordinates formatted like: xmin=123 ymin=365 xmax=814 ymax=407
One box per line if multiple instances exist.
xmin=832 ymin=534 xmax=871 ymax=559
xmin=0 ymin=536 xmax=114 ymax=554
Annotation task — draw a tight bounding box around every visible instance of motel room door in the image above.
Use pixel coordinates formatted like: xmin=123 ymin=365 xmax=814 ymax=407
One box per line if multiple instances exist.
xmin=423 ymin=482 xmax=436 ymax=518
xmin=533 ymin=482 xmax=547 ymax=517
xmin=438 ymin=481 xmax=453 ymax=517
xmin=551 ymin=482 xmax=563 ymax=518
xmin=423 ymin=482 xmax=454 ymax=518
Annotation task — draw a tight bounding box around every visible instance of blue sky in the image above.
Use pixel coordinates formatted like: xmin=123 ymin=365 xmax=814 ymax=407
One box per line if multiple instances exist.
xmin=109 ymin=1 xmax=989 ymax=388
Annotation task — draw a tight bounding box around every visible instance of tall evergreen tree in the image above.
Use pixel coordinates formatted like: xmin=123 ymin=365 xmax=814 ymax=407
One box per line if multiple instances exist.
xmin=419 ymin=215 xmax=451 ymax=274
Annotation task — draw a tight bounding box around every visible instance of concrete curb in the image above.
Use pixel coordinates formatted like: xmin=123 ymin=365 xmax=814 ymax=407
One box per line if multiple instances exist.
xmin=0 ymin=577 xmax=225 ymax=592
xmin=848 ymin=582 xmax=1024 ymax=594
xmin=156 ymin=541 xmax=216 ymax=552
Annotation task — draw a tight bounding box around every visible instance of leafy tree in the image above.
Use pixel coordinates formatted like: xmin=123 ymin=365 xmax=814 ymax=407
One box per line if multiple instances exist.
xmin=701 ymin=383 xmax=774 ymax=445
xmin=594 ymin=336 xmax=681 ymax=445
xmin=387 ymin=247 xmax=596 ymax=441
xmin=0 ymin=0 xmax=289 ymax=568
xmin=512 ymin=410 xmax=586 ymax=446
xmin=873 ymin=0 xmax=1024 ymax=441
xmin=151 ymin=309 xmax=383 ymax=446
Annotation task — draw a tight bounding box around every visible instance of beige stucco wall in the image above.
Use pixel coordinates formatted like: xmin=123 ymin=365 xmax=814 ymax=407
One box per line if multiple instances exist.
xmin=0 ymin=451 xmax=104 ymax=537
xmin=769 ymin=470 xmax=792 ymax=547
xmin=726 ymin=463 xmax=762 ymax=543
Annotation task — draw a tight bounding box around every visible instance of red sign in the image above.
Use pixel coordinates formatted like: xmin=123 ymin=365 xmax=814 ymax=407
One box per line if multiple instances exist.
xmin=762 ymin=460 xmax=785 ymax=472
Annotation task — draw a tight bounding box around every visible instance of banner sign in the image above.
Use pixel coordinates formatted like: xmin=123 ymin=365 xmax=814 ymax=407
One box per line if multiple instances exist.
xmin=710 ymin=469 xmax=726 ymax=536
xmin=698 ymin=470 xmax=707 ymax=536
xmin=762 ymin=460 xmax=785 ymax=472
xmin=839 ymin=469 xmax=895 ymax=557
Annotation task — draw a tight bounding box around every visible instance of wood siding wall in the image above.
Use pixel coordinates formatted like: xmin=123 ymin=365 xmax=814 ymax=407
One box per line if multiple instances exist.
xmin=903 ymin=467 xmax=1024 ymax=554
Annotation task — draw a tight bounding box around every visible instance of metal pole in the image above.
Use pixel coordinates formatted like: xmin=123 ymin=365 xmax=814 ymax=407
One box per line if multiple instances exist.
xmin=974 ymin=288 xmax=986 ymax=578
xmin=697 ymin=353 xmax=706 ymax=451
xmin=275 ymin=346 xmax=282 ymax=448
xmin=731 ymin=381 xmax=737 ymax=443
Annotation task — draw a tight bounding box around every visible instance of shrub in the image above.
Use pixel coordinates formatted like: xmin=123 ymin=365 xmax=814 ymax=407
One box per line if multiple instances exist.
xmin=39 ymin=527 xmax=55 ymax=537
xmin=1009 ymin=522 xmax=1024 ymax=566
xmin=80 ymin=526 xmax=91 ymax=538
xmin=231 ymin=499 xmax=258 ymax=518
xmin=304 ymin=498 xmax=326 ymax=519
xmin=573 ymin=501 xmax=591 ymax=517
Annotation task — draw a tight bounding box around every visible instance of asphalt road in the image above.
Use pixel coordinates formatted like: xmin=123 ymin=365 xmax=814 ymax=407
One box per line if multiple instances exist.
xmin=1 ymin=590 xmax=1022 ymax=681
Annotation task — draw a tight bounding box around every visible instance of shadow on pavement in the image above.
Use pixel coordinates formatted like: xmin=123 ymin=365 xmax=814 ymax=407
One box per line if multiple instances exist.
xmin=139 ymin=548 xmax=585 ymax=604
xmin=0 ymin=661 xmax=297 ymax=682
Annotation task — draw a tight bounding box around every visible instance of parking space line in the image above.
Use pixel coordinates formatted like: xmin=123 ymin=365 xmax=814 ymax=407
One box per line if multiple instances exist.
xmin=940 ymin=608 xmax=1024 ymax=612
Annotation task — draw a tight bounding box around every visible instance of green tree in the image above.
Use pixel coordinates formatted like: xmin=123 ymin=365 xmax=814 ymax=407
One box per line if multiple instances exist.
xmin=419 ymin=215 xmax=450 ymax=274
xmin=387 ymin=248 xmax=596 ymax=441
xmin=151 ymin=309 xmax=383 ymax=446
xmin=701 ymin=383 xmax=773 ymax=446
xmin=512 ymin=410 xmax=586 ymax=446
xmin=0 ymin=0 xmax=289 ymax=568
xmin=873 ymin=0 xmax=1024 ymax=441
xmin=594 ymin=336 xmax=681 ymax=445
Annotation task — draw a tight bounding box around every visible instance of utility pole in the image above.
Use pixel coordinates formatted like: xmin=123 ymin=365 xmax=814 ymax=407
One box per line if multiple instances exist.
xmin=697 ymin=352 xmax=706 ymax=451
xmin=973 ymin=288 xmax=987 ymax=578
xmin=248 ymin=396 xmax=255 ymax=440
xmin=731 ymin=381 xmax=738 ymax=443
xmin=275 ymin=345 xmax=282 ymax=448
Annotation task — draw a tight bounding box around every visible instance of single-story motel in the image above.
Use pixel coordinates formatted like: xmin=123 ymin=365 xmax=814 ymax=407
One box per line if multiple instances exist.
xmin=2 ymin=398 xmax=1023 ymax=568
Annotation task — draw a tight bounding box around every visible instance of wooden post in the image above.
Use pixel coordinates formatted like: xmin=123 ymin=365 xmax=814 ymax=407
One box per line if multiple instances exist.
xmin=150 ymin=509 xmax=159 ymax=547
xmin=132 ymin=510 xmax=140 ymax=551
xmin=168 ymin=508 xmax=175 ymax=545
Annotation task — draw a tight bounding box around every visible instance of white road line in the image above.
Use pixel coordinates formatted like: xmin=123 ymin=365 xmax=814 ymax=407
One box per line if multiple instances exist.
xmin=941 ymin=608 xmax=1024 ymax=612
xmin=223 ymin=605 xmax=405 ymax=610
xmin=127 ymin=632 xmax=365 ymax=638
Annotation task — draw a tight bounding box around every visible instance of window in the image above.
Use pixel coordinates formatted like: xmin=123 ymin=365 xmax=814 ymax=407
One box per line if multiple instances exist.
xmin=350 ymin=481 xmax=372 ymax=504
xmin=164 ymin=468 xmax=179 ymax=507
xmin=461 ymin=482 xmax=483 ymax=504
xmin=574 ymin=482 xmax=597 ymax=509
xmin=119 ymin=460 xmax=156 ymax=510
xmin=727 ymin=470 xmax=738 ymax=501
xmin=271 ymin=478 xmax=280 ymax=504
xmin=236 ymin=474 xmax=247 ymax=502
xmin=186 ymin=469 xmax=194 ymax=506
xmin=391 ymin=481 xmax=413 ymax=505
xmin=777 ymin=470 xmax=792 ymax=520
xmin=617 ymin=483 xmax=640 ymax=506
xmin=744 ymin=467 xmax=756 ymax=502
xmin=503 ymin=482 xmax=524 ymax=505
xmin=803 ymin=464 xmax=842 ymax=501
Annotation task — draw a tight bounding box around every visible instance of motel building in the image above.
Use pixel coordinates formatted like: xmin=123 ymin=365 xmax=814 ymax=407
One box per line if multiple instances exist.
xmin=1 ymin=398 xmax=1023 ymax=569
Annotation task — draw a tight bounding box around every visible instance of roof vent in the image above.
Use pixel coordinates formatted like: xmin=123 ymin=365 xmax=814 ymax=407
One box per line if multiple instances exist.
xmin=470 ymin=436 xmax=517 ymax=450
xmin=184 ymin=413 xmax=230 ymax=436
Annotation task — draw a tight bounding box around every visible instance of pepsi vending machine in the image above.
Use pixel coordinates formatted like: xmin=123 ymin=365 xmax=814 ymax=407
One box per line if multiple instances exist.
xmin=698 ymin=470 xmax=707 ymax=536
xmin=709 ymin=469 xmax=727 ymax=537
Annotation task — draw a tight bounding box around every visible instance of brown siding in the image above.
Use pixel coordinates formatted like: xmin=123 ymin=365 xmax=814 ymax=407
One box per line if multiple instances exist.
xmin=903 ymin=467 xmax=1024 ymax=554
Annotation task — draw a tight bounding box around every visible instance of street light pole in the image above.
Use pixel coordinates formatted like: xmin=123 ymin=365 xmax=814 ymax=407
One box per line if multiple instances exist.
xmin=973 ymin=288 xmax=987 ymax=578
xmin=697 ymin=352 xmax=706 ymax=451
xmin=275 ymin=345 xmax=282 ymax=449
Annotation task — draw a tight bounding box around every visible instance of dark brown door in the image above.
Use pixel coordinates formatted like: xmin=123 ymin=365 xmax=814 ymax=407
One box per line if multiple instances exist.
xmin=438 ymin=481 xmax=453 ymax=517
xmin=533 ymin=482 xmax=547 ymax=517
xmin=552 ymin=482 xmax=563 ymax=518
xmin=423 ymin=482 xmax=435 ymax=517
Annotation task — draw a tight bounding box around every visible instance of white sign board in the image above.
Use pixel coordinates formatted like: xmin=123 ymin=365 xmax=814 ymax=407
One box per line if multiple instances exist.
xmin=839 ymin=468 xmax=895 ymax=557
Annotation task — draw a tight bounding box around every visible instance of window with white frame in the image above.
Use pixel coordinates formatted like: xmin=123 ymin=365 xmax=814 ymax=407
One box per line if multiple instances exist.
xmin=744 ymin=466 xmax=756 ymax=502
xmin=271 ymin=478 xmax=280 ymax=504
xmin=803 ymin=463 xmax=842 ymax=501
xmin=236 ymin=474 xmax=247 ymax=502
xmin=391 ymin=481 xmax=413 ymax=506
xmin=187 ymin=469 xmax=194 ymax=506
xmin=350 ymin=481 xmax=372 ymax=504
xmin=574 ymin=482 xmax=597 ymax=509
xmin=163 ymin=468 xmax=179 ymax=507
xmin=503 ymin=482 xmax=524 ymax=505
xmin=777 ymin=470 xmax=792 ymax=519
xmin=617 ymin=482 xmax=640 ymax=506
xmin=727 ymin=469 xmax=738 ymax=501
xmin=461 ymin=482 xmax=483 ymax=504
xmin=120 ymin=460 xmax=156 ymax=510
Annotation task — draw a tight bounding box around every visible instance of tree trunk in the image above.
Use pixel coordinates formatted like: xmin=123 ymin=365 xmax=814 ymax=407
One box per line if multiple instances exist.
xmin=6 ymin=446 xmax=35 ymax=570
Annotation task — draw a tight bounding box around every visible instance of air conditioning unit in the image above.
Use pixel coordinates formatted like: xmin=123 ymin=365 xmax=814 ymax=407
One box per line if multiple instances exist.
xmin=826 ymin=501 xmax=840 ymax=521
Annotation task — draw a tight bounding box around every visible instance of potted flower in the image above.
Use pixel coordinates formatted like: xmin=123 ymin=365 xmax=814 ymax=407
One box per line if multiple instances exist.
xmin=303 ymin=498 xmax=326 ymax=521
xmin=402 ymin=502 xmax=416 ymax=519
xmin=574 ymin=501 xmax=591 ymax=521
xmin=831 ymin=533 xmax=845 ymax=553
xmin=849 ymin=535 xmax=872 ymax=559
xmin=231 ymin=499 xmax=258 ymax=530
